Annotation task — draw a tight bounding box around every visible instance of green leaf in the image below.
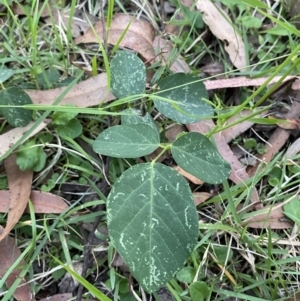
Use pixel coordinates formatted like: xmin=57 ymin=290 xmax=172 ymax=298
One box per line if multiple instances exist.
xmin=0 ymin=87 xmax=33 ymax=127
xmin=52 ymin=269 xmax=65 ymax=280
xmin=189 ymin=281 xmax=210 ymax=301
xmin=171 ymin=132 xmax=231 ymax=184
xmin=240 ymin=0 xmax=268 ymax=9
xmin=239 ymin=16 xmax=262 ymax=29
xmin=37 ymin=132 xmax=54 ymax=144
xmin=220 ymin=0 xmax=247 ymax=10
xmin=0 ymin=68 xmax=14 ymax=83
xmin=181 ymin=7 xmax=204 ymax=29
xmin=214 ymin=246 xmax=233 ymax=264
xmin=264 ymin=25 xmax=296 ymax=36
xmin=153 ymin=73 xmax=213 ymax=124
xmin=121 ymin=108 xmax=157 ymax=129
xmin=37 ymin=68 xmax=60 ymax=89
xmin=176 ymin=267 xmax=196 ymax=284
xmin=110 ymin=51 xmax=146 ymax=99
xmin=41 ymin=173 xmax=59 ymax=192
xmin=56 ymin=118 xmax=82 ymax=139
xmin=93 ymin=124 xmax=160 ymax=158
xmin=107 ymin=162 xmax=198 ymax=292
xmin=284 ymin=198 xmax=300 ymax=224
xmin=0 ymin=176 xmax=8 ymax=190
xmin=32 ymin=149 xmax=47 ymax=172
xmin=52 ymin=108 xmax=78 ymax=125
xmin=16 ymin=140 xmax=47 ymax=172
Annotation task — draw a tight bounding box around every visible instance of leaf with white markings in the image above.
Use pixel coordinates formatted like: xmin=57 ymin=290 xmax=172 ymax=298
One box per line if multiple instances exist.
xmin=153 ymin=73 xmax=213 ymax=124
xmin=0 ymin=68 xmax=14 ymax=83
xmin=171 ymin=132 xmax=231 ymax=184
xmin=107 ymin=162 xmax=198 ymax=292
xmin=93 ymin=124 xmax=160 ymax=158
xmin=0 ymin=87 xmax=33 ymax=127
xmin=121 ymin=108 xmax=157 ymax=129
xmin=110 ymin=51 xmax=146 ymax=99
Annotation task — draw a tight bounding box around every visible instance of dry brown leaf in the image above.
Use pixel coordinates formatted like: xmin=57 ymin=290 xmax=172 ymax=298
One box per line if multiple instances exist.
xmin=193 ymin=192 xmax=213 ymax=206
xmin=285 ymin=137 xmax=300 ymax=159
xmin=38 ymin=293 xmax=97 ymax=301
xmin=151 ymin=40 xmax=296 ymax=90
xmin=0 ymin=226 xmax=35 ymax=301
xmin=0 ymin=190 xmax=68 ymax=214
xmin=221 ymin=110 xmax=261 ymax=143
xmin=286 ymin=0 xmax=300 ymax=29
xmin=165 ymin=0 xmax=196 ymax=35
xmin=12 ymin=2 xmax=98 ymax=38
xmin=292 ymin=78 xmax=300 ymax=90
xmin=25 ymin=73 xmax=115 ymax=107
xmin=201 ymin=62 xmax=225 ymax=77
xmin=0 ymin=154 xmax=33 ymax=241
xmin=243 ymin=205 xmax=293 ymax=229
xmin=173 ymin=165 xmax=204 ymax=185
xmin=165 ymin=124 xmax=186 ymax=142
xmin=44 ymin=8 xmax=98 ymax=38
xmin=153 ymin=37 xmax=190 ymax=73
xmin=180 ymin=0 xmax=194 ymax=7
xmin=284 ymin=291 xmax=300 ymax=301
xmin=186 ymin=121 xmax=262 ymax=208
xmin=39 ymin=294 xmax=72 ymax=301
xmin=0 ymin=120 xmax=50 ymax=159
xmin=276 ymin=118 xmax=300 ymax=130
xmin=153 ymin=38 xmax=295 ymax=91
xmin=204 ymin=75 xmax=298 ymax=90
xmin=196 ymin=0 xmax=246 ymax=69
xmin=248 ymin=99 xmax=300 ymax=176
xmin=148 ymin=147 xmax=169 ymax=162
xmin=248 ymin=127 xmax=290 ymax=177
xmin=76 ymin=14 xmax=155 ymax=62
xmin=12 ymin=1 xmax=51 ymax=17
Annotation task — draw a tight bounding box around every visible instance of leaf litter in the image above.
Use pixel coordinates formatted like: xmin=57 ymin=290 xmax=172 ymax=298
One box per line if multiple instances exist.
xmin=196 ymin=0 xmax=247 ymax=69
xmin=0 ymin=120 xmax=50 ymax=159
xmin=2 ymin=0 xmax=300 ymax=299
xmin=75 ymin=13 xmax=156 ymax=62
xmin=0 ymin=154 xmax=33 ymax=241
xmin=0 ymin=226 xmax=34 ymax=301
xmin=0 ymin=190 xmax=68 ymax=214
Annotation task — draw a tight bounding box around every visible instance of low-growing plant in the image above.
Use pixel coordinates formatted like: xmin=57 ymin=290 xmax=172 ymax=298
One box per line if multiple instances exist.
xmin=92 ymin=50 xmax=231 ymax=292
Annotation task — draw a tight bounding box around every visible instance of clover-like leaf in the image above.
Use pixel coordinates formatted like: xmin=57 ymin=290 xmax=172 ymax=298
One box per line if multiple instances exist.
xmin=0 ymin=68 xmax=14 ymax=83
xmin=56 ymin=118 xmax=82 ymax=139
xmin=93 ymin=124 xmax=160 ymax=158
xmin=110 ymin=51 xmax=146 ymax=99
xmin=121 ymin=108 xmax=157 ymax=130
xmin=153 ymin=73 xmax=213 ymax=124
xmin=107 ymin=162 xmax=198 ymax=292
xmin=284 ymin=198 xmax=300 ymax=225
xmin=0 ymin=87 xmax=33 ymax=127
xmin=171 ymin=132 xmax=231 ymax=184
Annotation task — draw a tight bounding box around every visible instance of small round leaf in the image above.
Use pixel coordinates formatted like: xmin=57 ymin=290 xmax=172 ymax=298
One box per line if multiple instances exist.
xmin=284 ymin=198 xmax=300 ymax=224
xmin=110 ymin=51 xmax=146 ymax=98
xmin=56 ymin=118 xmax=82 ymax=139
xmin=189 ymin=281 xmax=210 ymax=301
xmin=153 ymin=73 xmax=213 ymax=124
xmin=0 ymin=87 xmax=33 ymax=127
xmin=171 ymin=132 xmax=231 ymax=184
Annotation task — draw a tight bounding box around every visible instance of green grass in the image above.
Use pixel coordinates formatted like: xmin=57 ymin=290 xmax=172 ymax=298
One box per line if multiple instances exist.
xmin=1 ymin=0 xmax=300 ymax=300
